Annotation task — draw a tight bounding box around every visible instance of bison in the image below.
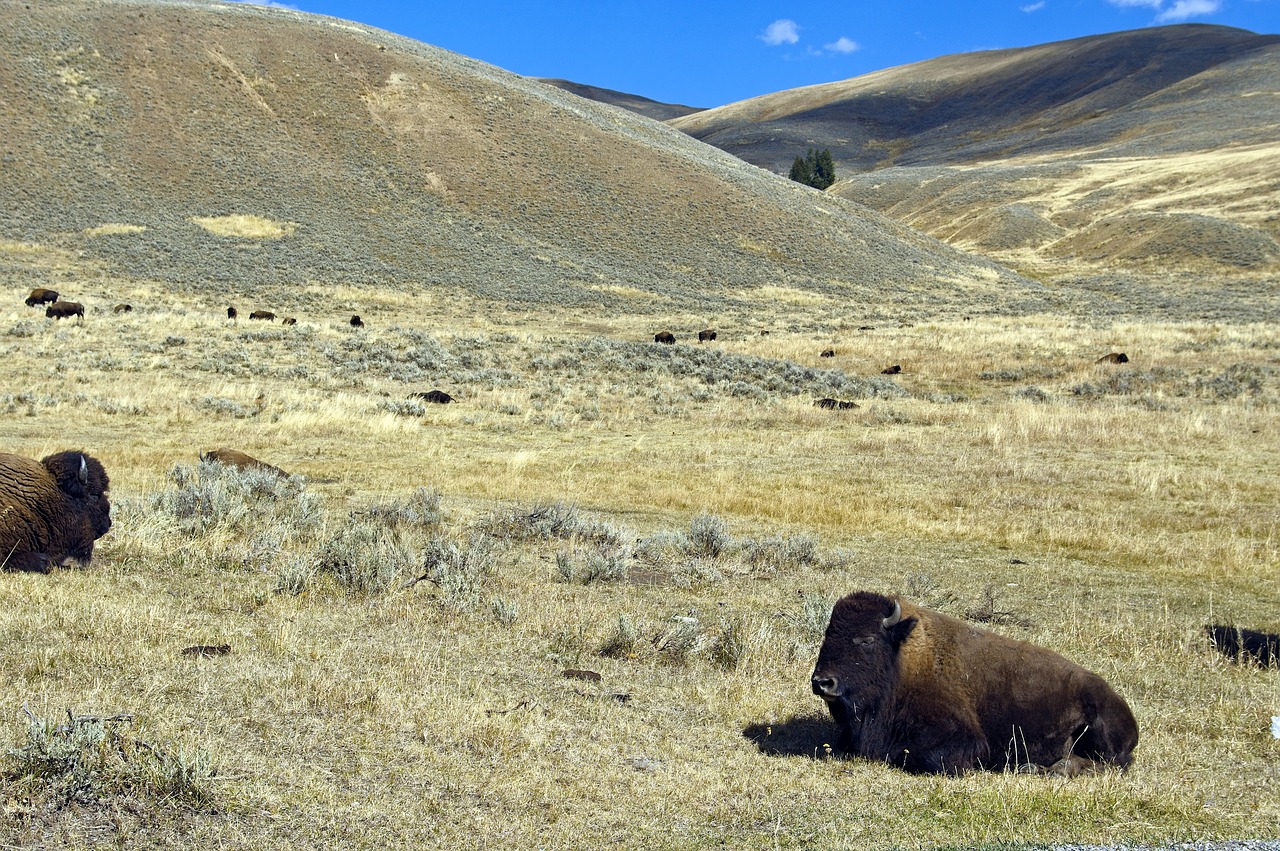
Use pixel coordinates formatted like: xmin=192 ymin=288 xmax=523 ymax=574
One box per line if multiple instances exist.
xmin=815 ymin=398 xmax=858 ymax=410
xmin=25 ymin=288 xmax=59 ymax=307
xmin=350 ymin=315 xmax=365 ymax=328
xmin=248 ymin=310 xmax=275 ymax=321
xmin=820 ymin=349 xmax=835 ymax=358
xmin=0 ymin=451 xmax=112 ymax=573
xmin=411 ymin=390 xmax=454 ymax=404
xmin=227 ymin=306 xmax=238 ymax=321
xmin=112 ymin=303 xmax=133 ymax=314
xmin=46 ymin=301 xmax=85 ymax=320
xmin=281 ymin=317 xmax=297 ymax=326
xmin=881 ymin=364 xmax=902 ymax=375
xmin=654 ymin=331 xmax=675 ymax=344
xmin=1205 ymin=624 xmax=1278 ymax=667
xmin=200 ymin=448 xmax=288 ymax=478
xmin=698 ymin=329 xmax=717 ymax=343
xmin=1097 ymin=352 xmax=1129 ymax=364
xmin=811 ymin=591 xmax=1138 ymax=776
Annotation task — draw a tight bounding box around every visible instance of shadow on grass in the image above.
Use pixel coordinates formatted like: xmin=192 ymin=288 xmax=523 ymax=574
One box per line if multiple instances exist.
xmin=742 ymin=714 xmax=839 ymax=759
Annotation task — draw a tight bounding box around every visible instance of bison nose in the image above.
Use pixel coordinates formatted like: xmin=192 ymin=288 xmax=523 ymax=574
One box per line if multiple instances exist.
xmin=812 ymin=675 xmax=839 ymax=698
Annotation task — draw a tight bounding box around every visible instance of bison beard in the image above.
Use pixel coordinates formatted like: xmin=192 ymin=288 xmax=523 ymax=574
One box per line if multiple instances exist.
xmin=811 ymin=591 xmax=1138 ymax=776
xmin=0 ymin=451 xmax=112 ymax=573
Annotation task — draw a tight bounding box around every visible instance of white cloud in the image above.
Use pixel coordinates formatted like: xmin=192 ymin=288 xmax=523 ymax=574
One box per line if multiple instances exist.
xmin=1021 ymin=1 xmax=1047 ymax=11
xmin=761 ymin=19 xmax=801 ymax=46
xmin=1156 ymin=0 xmax=1221 ymax=20
xmin=1108 ymin=0 xmax=1162 ymax=7
xmin=824 ymin=36 xmax=861 ymax=54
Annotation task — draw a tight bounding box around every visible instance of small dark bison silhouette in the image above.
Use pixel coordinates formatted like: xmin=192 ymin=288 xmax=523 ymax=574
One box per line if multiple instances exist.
xmin=25 ymin=288 xmax=59 ymax=307
xmin=1205 ymin=624 xmax=1278 ymax=667
xmin=881 ymin=364 xmax=902 ymax=375
xmin=46 ymin=301 xmax=85 ymax=320
xmin=0 ymin=450 xmax=112 ymax=573
xmin=1097 ymin=352 xmax=1129 ymax=364
xmin=820 ymin=349 xmax=835 ymax=358
xmin=281 ymin=317 xmax=297 ymax=326
xmin=698 ymin=329 xmax=717 ymax=342
xmin=654 ymin=331 xmax=675 ymax=344
xmin=411 ymin=390 xmax=455 ymax=404
xmin=200 ymin=448 xmax=288 ymax=478
xmin=249 ymin=310 xmax=276 ymax=321
xmin=227 ymin=306 xmax=238 ymax=321
xmin=112 ymin=303 xmax=132 ymax=314
xmin=812 ymin=591 xmax=1138 ymax=775
xmin=350 ymin=315 xmax=365 ymax=328
xmin=815 ymin=398 xmax=859 ymax=410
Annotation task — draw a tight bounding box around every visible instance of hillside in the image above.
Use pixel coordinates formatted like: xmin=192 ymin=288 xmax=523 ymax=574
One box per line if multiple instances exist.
xmin=0 ymin=0 xmax=1037 ymax=323
xmin=668 ymin=25 xmax=1280 ymax=284
xmin=536 ymin=78 xmax=704 ymax=121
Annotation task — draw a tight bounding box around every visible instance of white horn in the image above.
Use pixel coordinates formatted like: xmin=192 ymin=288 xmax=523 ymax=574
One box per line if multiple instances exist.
xmin=882 ymin=600 xmax=902 ymax=629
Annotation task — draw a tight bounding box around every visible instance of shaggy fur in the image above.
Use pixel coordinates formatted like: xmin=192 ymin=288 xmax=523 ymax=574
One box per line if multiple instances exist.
xmin=1205 ymin=624 xmax=1278 ymax=667
xmin=0 ymin=451 xmax=112 ymax=572
xmin=45 ymin=301 xmax=84 ymax=319
xmin=25 ymin=288 xmax=59 ymax=306
xmin=811 ymin=591 xmax=1138 ymax=776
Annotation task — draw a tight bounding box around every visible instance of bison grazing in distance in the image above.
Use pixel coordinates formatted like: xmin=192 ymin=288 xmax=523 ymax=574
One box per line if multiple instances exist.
xmin=411 ymin=390 xmax=454 ymax=404
xmin=227 ymin=306 xmax=238 ymax=321
xmin=1097 ymin=352 xmax=1129 ymax=364
xmin=815 ymin=398 xmax=859 ymax=410
xmin=811 ymin=591 xmax=1138 ymax=776
xmin=25 ymin=288 xmax=59 ymax=307
xmin=1205 ymin=624 xmax=1279 ymax=667
xmin=200 ymin=448 xmax=288 ymax=478
xmin=820 ymin=349 xmax=835 ymax=358
xmin=698 ymin=329 xmax=717 ymax=343
xmin=0 ymin=451 xmax=112 ymax=573
xmin=350 ymin=315 xmax=365 ymax=328
xmin=281 ymin=317 xmax=297 ymax=326
xmin=654 ymin=331 xmax=675 ymax=344
xmin=112 ymin=303 xmax=132 ymax=314
xmin=881 ymin=364 xmax=902 ymax=375
xmin=248 ymin=310 xmax=275 ymax=322
xmin=46 ymin=301 xmax=85 ymax=320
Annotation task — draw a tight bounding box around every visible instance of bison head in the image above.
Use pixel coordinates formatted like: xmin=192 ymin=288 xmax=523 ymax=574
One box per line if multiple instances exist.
xmin=811 ymin=592 xmax=917 ymax=750
xmin=41 ymin=451 xmax=112 ymax=541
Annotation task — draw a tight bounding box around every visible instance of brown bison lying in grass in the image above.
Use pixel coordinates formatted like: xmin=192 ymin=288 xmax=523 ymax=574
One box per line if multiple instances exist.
xmin=1205 ymin=624 xmax=1278 ymax=667
xmin=811 ymin=591 xmax=1138 ymax=776
xmin=0 ymin=451 xmax=112 ymax=573
xmin=200 ymin=448 xmax=288 ymax=478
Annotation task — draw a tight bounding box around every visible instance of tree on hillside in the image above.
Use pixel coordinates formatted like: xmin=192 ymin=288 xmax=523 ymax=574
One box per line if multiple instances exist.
xmin=788 ymin=148 xmax=836 ymax=190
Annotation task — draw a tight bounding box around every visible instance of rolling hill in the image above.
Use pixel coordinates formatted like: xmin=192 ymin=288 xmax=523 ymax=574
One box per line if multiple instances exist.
xmin=667 ymin=25 xmax=1280 ymax=282
xmin=0 ymin=0 xmax=1038 ymax=322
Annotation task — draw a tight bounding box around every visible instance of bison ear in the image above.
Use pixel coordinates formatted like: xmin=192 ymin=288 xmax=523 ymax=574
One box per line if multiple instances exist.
xmin=885 ymin=616 xmax=918 ymax=650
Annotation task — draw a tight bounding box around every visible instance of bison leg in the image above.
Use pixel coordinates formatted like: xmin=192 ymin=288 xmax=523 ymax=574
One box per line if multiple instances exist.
xmin=1 ymin=550 xmax=53 ymax=573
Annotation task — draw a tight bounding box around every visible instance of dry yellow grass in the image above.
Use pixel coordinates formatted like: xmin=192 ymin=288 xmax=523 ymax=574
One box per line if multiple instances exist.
xmin=0 ymin=285 xmax=1277 ymax=849
xmin=191 ymin=214 xmax=299 ymax=240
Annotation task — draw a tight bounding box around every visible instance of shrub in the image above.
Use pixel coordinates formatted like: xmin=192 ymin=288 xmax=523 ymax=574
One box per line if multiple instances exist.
xmin=149 ymin=460 xmax=323 ymax=539
xmin=685 ymin=513 xmax=732 ymax=560
xmin=415 ymin=534 xmax=501 ymax=612
xmin=317 ymin=516 xmax=418 ymax=594
xmin=599 ymin=613 xmax=641 ymax=659
xmin=742 ymin=533 xmax=820 ymax=573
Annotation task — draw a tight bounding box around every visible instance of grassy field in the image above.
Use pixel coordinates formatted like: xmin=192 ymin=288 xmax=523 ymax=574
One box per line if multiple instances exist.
xmin=1 ymin=286 xmax=1278 ymax=849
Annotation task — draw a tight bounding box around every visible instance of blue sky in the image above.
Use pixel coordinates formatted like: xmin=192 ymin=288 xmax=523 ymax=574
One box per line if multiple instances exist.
xmin=246 ymin=1 xmax=1279 ymax=107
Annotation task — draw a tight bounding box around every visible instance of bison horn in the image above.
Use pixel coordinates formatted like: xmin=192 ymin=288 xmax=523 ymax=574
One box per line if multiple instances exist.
xmin=78 ymin=454 xmax=88 ymax=486
xmin=882 ymin=600 xmax=902 ymax=629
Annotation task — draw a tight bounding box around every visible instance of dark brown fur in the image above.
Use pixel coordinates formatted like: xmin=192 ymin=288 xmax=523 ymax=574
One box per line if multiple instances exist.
xmin=410 ymin=390 xmax=454 ymax=404
xmin=820 ymin=349 xmax=835 ymax=358
xmin=281 ymin=317 xmax=297 ymax=326
xmin=45 ymin=301 xmax=84 ymax=320
xmin=698 ymin=329 xmax=717 ymax=342
xmin=350 ymin=315 xmax=364 ymax=328
xmin=814 ymin=398 xmax=859 ymax=410
xmin=1205 ymin=624 xmax=1279 ymax=667
xmin=112 ymin=303 xmax=133 ymax=313
xmin=200 ymin=448 xmax=288 ymax=477
xmin=881 ymin=364 xmax=902 ymax=375
xmin=25 ymin=288 xmax=59 ymax=307
xmin=812 ymin=591 xmax=1138 ymax=776
xmin=654 ymin=331 xmax=675 ymax=344
xmin=0 ymin=451 xmax=112 ymax=573
xmin=227 ymin=306 xmax=238 ymax=321
xmin=248 ymin=310 xmax=275 ymax=321
xmin=1097 ymin=352 xmax=1129 ymax=364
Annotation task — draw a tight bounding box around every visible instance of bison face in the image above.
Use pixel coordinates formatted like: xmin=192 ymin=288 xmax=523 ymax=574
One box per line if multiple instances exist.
xmin=811 ymin=593 xmax=917 ymax=749
xmin=41 ymin=451 xmax=112 ymax=541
